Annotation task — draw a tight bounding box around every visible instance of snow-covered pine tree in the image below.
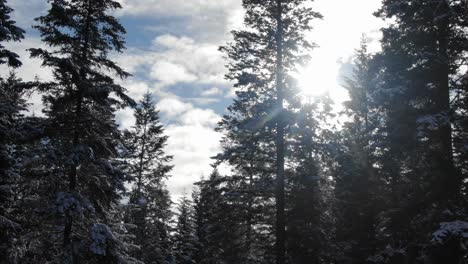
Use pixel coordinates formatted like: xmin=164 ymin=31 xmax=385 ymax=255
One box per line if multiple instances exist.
xmin=287 ymin=98 xmax=336 ymax=264
xmin=193 ymin=170 xmax=246 ymax=263
xmin=173 ymin=196 xmax=197 ymax=264
xmin=218 ymin=1 xmax=321 ymax=262
xmin=332 ymin=40 xmax=383 ymax=263
xmin=0 ymin=2 xmax=25 ymax=260
xmin=0 ymin=73 xmax=29 ymax=262
xmin=364 ymin=1 xmax=468 ymax=262
xmin=29 ymin=0 xmax=136 ymax=263
xmin=375 ymin=0 xmax=464 ymax=205
xmin=123 ymin=91 xmax=173 ymax=263
xmin=0 ymin=0 xmax=24 ymax=68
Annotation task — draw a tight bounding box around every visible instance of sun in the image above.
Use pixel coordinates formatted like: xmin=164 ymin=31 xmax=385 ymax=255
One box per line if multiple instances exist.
xmin=296 ymin=66 xmax=331 ymax=97
xmin=295 ymin=53 xmax=350 ymax=105
xmin=295 ymin=54 xmax=337 ymax=97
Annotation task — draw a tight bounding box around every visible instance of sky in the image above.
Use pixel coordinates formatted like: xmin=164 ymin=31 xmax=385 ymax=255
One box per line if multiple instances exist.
xmin=3 ymin=0 xmax=385 ymax=201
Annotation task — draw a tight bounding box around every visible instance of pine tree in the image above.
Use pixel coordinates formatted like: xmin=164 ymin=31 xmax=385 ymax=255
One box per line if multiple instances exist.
xmin=123 ymin=91 xmax=173 ymax=263
xmin=333 ymin=40 xmax=382 ymax=263
xmin=218 ymin=1 xmax=321 ymax=262
xmin=173 ymin=196 xmax=197 ymax=264
xmin=29 ymin=0 xmax=135 ymax=262
xmin=0 ymin=2 xmax=25 ymax=259
xmin=375 ymin=0 xmax=465 ymax=203
xmin=287 ymin=99 xmax=335 ymax=264
xmin=361 ymin=1 xmax=468 ymax=262
xmin=0 ymin=0 xmax=24 ymax=68
xmin=0 ymin=73 xmax=28 ymax=262
xmin=193 ymin=170 xmax=247 ymax=263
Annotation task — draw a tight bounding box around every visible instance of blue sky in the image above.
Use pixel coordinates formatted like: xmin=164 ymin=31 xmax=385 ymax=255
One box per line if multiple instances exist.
xmin=3 ymin=0 xmax=384 ymax=200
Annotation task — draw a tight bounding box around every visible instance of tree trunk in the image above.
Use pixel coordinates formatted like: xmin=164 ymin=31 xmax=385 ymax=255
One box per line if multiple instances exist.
xmin=435 ymin=11 xmax=458 ymax=200
xmin=63 ymin=2 xmax=93 ymax=263
xmin=275 ymin=0 xmax=286 ymax=263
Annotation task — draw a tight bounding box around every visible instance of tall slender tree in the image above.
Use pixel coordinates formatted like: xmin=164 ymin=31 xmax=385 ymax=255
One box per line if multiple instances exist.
xmin=218 ymin=1 xmax=321 ymax=262
xmin=360 ymin=1 xmax=468 ymax=262
xmin=173 ymin=196 xmax=197 ymax=264
xmin=375 ymin=0 xmax=466 ymax=203
xmin=287 ymin=99 xmax=335 ymax=264
xmin=123 ymin=91 xmax=173 ymax=263
xmin=0 ymin=73 xmax=28 ymax=262
xmin=193 ymin=170 xmax=248 ymax=263
xmin=29 ymin=0 xmax=135 ymax=262
xmin=0 ymin=2 xmax=25 ymax=260
xmin=333 ymin=40 xmax=383 ymax=264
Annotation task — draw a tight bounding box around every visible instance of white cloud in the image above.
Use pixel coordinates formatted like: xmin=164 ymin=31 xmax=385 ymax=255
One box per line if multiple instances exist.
xmin=7 ymin=0 xmax=49 ymax=28
xmin=115 ymin=34 xmax=230 ymax=90
xmin=2 ymin=37 xmax=53 ymax=82
xmin=150 ymin=61 xmax=197 ymax=86
xmin=165 ymin=122 xmax=222 ymax=196
xmin=153 ymin=34 xmax=195 ymax=49
xmin=156 ymin=97 xmax=222 ymax=198
xmin=122 ymin=80 xmax=151 ymax=101
xmin=116 ymin=107 xmax=136 ymax=130
xmin=186 ymin=97 xmax=221 ymax=105
xmin=117 ymin=0 xmax=243 ymax=44
xmin=117 ymin=0 xmax=239 ymax=17
xmin=179 ymin=108 xmax=220 ymax=128
xmin=151 ymin=34 xmax=228 ymax=86
xmin=201 ymin=87 xmax=223 ymax=96
xmin=157 ymin=97 xmax=193 ymax=118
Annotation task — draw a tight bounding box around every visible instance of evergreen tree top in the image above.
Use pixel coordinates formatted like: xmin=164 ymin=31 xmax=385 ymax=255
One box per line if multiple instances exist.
xmin=0 ymin=0 xmax=25 ymax=68
xmin=30 ymin=0 xmax=134 ymax=107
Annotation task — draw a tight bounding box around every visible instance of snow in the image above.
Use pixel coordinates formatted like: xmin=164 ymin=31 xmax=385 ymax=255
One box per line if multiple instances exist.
xmin=90 ymin=223 xmax=114 ymax=256
xmin=367 ymin=245 xmax=405 ymax=263
xmin=55 ymin=192 xmax=94 ymax=218
xmin=432 ymin=221 xmax=468 ymax=243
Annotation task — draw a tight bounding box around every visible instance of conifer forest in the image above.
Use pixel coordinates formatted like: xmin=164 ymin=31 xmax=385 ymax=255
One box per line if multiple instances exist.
xmin=1 ymin=0 xmax=467 ymax=263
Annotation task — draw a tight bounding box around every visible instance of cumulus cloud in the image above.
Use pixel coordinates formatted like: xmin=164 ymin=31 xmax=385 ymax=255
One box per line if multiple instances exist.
xmin=117 ymin=0 xmax=239 ymax=17
xmin=2 ymin=37 xmax=53 ymax=82
xmin=121 ymin=80 xmax=151 ymax=101
xmin=150 ymin=61 xmax=197 ymax=86
xmin=201 ymin=87 xmax=223 ymax=96
xmin=112 ymin=34 xmax=235 ymax=108
xmin=116 ymin=0 xmax=243 ymax=43
xmin=7 ymin=0 xmax=49 ymax=29
xmin=162 ymin=100 xmax=222 ymax=196
xmin=114 ymin=34 xmax=229 ymax=90
xmin=166 ymin=123 xmax=222 ymax=195
xmin=179 ymin=108 xmax=220 ymax=127
xmin=157 ymin=97 xmax=193 ymax=118
xmin=116 ymin=107 xmax=136 ymax=130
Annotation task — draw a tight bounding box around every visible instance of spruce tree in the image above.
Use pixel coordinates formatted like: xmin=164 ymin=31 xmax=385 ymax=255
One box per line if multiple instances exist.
xmin=0 ymin=73 xmax=28 ymax=262
xmin=173 ymin=196 xmax=197 ymax=264
xmin=333 ymin=40 xmax=382 ymax=263
xmin=363 ymin=0 xmax=468 ymax=262
xmin=0 ymin=0 xmax=24 ymax=68
xmin=218 ymin=1 xmax=321 ymax=262
xmin=193 ymin=170 xmax=246 ymax=263
xmin=29 ymin=0 xmax=135 ymax=262
xmin=0 ymin=2 xmax=25 ymax=259
xmin=123 ymin=91 xmax=173 ymax=263
xmin=375 ymin=0 xmax=466 ymax=202
xmin=287 ymin=99 xmax=335 ymax=264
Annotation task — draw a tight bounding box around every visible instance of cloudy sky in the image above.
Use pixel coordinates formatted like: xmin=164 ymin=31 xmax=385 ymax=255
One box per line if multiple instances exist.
xmin=4 ymin=0 xmax=384 ymax=200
